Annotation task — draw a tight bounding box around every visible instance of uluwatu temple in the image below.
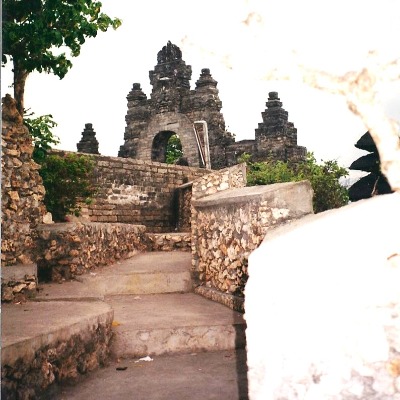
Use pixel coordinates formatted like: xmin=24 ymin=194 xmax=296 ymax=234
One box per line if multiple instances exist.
xmin=78 ymin=41 xmax=307 ymax=169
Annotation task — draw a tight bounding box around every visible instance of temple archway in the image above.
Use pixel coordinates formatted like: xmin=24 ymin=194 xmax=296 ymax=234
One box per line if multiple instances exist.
xmin=151 ymin=131 xmax=178 ymax=163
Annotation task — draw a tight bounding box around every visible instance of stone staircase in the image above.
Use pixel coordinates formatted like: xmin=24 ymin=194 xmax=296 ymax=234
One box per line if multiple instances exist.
xmin=43 ymin=250 xmax=246 ymax=359
xmin=2 ymin=246 xmax=246 ymax=398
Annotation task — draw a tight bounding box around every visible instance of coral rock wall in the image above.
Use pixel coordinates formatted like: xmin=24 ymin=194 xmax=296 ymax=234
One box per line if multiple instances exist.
xmin=36 ymin=222 xmax=149 ymax=281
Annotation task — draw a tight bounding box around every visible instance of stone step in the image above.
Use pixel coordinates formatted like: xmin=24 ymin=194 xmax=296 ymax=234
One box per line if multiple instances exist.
xmin=108 ymin=293 xmax=246 ymax=359
xmin=79 ymin=251 xmax=193 ymax=296
xmin=36 ymin=252 xmax=193 ymax=300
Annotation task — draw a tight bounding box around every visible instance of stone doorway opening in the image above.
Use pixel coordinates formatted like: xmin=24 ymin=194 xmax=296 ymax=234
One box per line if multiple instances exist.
xmin=151 ymin=131 xmax=183 ymax=164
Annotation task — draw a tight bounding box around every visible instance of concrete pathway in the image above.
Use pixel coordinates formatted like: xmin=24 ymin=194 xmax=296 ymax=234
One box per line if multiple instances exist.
xmin=50 ymin=349 xmax=248 ymax=400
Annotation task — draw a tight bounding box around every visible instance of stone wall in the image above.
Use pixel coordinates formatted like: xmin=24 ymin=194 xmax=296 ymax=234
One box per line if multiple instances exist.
xmin=1 ymin=95 xmax=47 ymax=266
xmin=52 ymin=150 xmax=207 ymax=232
xmin=1 ymin=95 xmax=47 ymax=302
xmin=191 ymin=175 xmax=313 ymax=311
xmin=36 ymin=222 xmax=149 ymax=282
xmin=245 ymin=193 xmax=400 ymax=400
xmin=1 ymin=265 xmax=38 ymax=303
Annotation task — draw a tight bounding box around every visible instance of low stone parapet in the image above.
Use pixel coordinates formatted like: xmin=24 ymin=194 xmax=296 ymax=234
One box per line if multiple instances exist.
xmin=36 ymin=222 xmax=149 ymax=282
xmin=1 ymin=300 xmax=113 ymax=399
xmin=191 ymin=180 xmax=313 ymax=305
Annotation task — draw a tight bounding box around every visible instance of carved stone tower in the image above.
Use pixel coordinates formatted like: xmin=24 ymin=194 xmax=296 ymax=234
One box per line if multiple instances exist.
xmin=254 ymin=92 xmax=306 ymax=162
xmin=118 ymin=41 xmax=234 ymax=168
xmin=77 ymin=123 xmax=100 ymax=154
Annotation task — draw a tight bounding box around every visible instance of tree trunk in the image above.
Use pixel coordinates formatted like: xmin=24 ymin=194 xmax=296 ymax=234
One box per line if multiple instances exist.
xmin=13 ymin=60 xmax=29 ymax=117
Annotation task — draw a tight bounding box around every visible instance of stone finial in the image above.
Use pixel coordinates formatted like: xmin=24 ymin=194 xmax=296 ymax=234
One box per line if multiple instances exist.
xmin=2 ymin=94 xmax=23 ymax=124
xmin=254 ymin=91 xmax=304 ymax=159
xmin=149 ymin=42 xmax=192 ymax=109
xmin=77 ymin=123 xmax=100 ymax=154
xmin=195 ymin=68 xmax=218 ymax=89
xmin=157 ymin=41 xmax=183 ymax=64
xmin=127 ymin=83 xmax=148 ymax=102
xmin=266 ymin=92 xmax=283 ymax=108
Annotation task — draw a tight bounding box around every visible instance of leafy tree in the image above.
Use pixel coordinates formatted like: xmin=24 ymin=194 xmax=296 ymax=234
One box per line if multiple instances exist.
xmin=241 ymin=152 xmax=349 ymax=213
xmin=2 ymin=0 xmax=122 ymax=115
xmin=24 ymin=113 xmax=60 ymax=162
xmin=166 ymin=134 xmax=183 ymax=164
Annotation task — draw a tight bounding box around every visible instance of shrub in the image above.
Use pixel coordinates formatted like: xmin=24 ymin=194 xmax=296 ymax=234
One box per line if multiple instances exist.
xmin=241 ymin=152 xmax=349 ymax=213
xmin=25 ymin=114 xmax=95 ymax=221
xmin=39 ymin=153 xmax=95 ymax=222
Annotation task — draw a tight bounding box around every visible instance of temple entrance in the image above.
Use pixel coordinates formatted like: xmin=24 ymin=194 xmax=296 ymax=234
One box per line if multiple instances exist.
xmin=151 ymin=131 xmax=183 ymax=164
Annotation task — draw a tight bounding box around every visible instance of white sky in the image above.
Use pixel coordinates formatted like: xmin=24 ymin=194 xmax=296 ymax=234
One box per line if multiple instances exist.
xmin=2 ymin=0 xmax=400 ymax=177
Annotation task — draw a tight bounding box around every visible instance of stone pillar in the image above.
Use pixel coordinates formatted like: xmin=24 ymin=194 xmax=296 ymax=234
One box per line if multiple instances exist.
xmin=77 ymin=123 xmax=100 ymax=154
xmin=1 ymin=94 xmax=47 ymax=301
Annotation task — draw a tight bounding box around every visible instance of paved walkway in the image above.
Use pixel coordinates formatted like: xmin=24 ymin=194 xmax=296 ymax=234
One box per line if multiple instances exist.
xmin=49 ymin=349 xmax=248 ymax=400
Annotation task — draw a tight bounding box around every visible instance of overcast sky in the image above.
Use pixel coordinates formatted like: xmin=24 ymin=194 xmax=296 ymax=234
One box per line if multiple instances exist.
xmin=2 ymin=0 xmax=400 ymax=178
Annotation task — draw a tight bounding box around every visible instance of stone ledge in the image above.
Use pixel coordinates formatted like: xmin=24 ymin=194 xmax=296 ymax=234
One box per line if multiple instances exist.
xmin=2 ymin=264 xmax=37 ymax=281
xmin=192 ymin=180 xmax=311 ymax=208
xmin=1 ymin=300 xmax=113 ymax=399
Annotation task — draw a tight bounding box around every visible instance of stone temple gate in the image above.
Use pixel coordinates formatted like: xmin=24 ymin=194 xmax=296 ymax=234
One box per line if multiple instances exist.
xmin=115 ymin=41 xmax=307 ymax=169
xmin=118 ymin=41 xmax=232 ymax=169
